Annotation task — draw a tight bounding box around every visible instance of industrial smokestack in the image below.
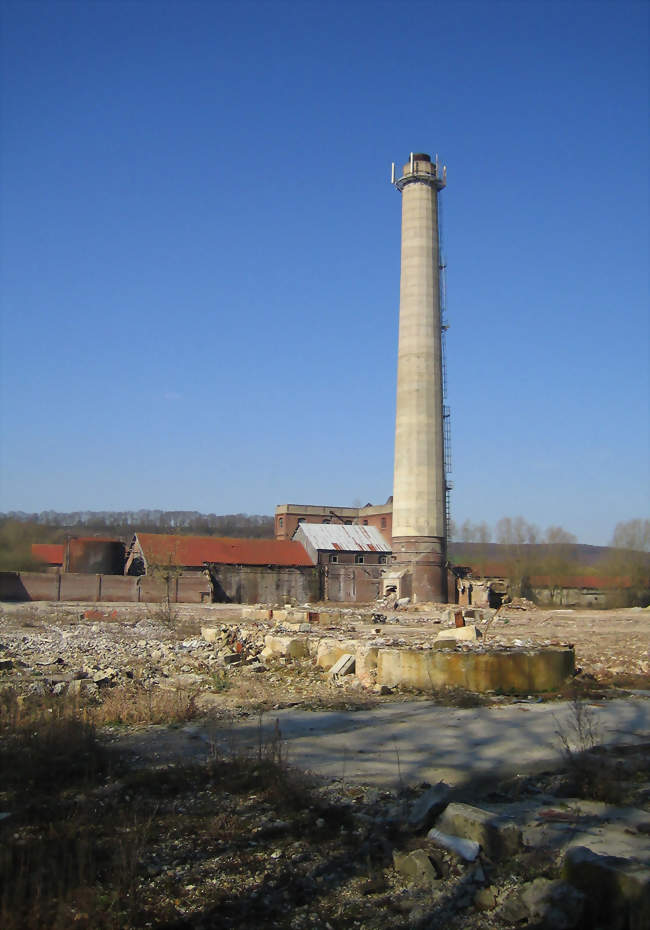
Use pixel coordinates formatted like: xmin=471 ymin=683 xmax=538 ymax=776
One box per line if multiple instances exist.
xmin=391 ymin=151 xmax=448 ymax=602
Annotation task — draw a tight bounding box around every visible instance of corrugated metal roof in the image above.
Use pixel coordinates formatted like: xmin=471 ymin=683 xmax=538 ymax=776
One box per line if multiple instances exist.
xmin=135 ymin=533 xmax=313 ymax=567
xmin=31 ymin=543 xmax=64 ymax=565
xmin=295 ymin=523 xmax=391 ymax=552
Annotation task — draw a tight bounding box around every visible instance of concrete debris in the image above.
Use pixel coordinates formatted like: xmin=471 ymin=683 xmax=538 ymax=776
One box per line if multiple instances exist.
xmin=316 ymin=639 xmax=359 ymax=670
xmin=518 ymin=877 xmax=586 ymax=930
xmin=328 ymin=654 xmax=355 ymax=679
xmin=473 ymin=885 xmax=497 ymax=910
xmin=392 ymin=848 xmax=438 ymax=885
xmin=436 ymin=802 xmax=522 ymax=858
xmin=435 ymin=625 xmax=481 ymax=643
xmin=563 ymin=845 xmax=650 ymax=930
xmin=261 ymin=636 xmax=310 ymax=660
xmin=407 ymin=781 xmax=451 ymax=831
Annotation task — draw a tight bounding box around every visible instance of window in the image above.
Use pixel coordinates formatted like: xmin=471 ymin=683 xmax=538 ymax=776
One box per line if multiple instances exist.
xmin=322 ymin=519 xmax=330 ymax=524
xmin=344 ymin=520 xmax=352 ymax=525
xmin=298 ymin=518 xmax=305 ymax=524
xmin=362 ymin=519 xmax=368 ymax=525
xmin=381 ymin=517 xmax=387 ymax=528
xmin=329 ymin=554 xmax=338 ymax=563
xmin=379 ymin=555 xmax=387 ymax=564
xmin=278 ymin=517 xmax=283 ymax=528
xmin=355 ymin=554 xmax=364 ymax=564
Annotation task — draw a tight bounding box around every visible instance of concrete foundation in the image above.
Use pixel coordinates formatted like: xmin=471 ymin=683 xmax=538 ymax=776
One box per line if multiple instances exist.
xmin=377 ymin=645 xmax=575 ymax=693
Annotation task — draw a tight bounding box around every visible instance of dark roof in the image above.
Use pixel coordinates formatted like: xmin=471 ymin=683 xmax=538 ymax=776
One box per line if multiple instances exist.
xmin=135 ymin=533 xmax=312 ymax=568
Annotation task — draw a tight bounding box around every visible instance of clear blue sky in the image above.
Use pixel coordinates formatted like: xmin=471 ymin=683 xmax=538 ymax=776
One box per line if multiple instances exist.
xmin=1 ymin=0 xmax=648 ymax=545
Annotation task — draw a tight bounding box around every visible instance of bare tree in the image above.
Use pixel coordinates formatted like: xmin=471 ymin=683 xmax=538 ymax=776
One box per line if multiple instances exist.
xmin=496 ymin=516 xmax=541 ymax=597
xmin=542 ymin=525 xmax=578 ymax=594
xmin=608 ymin=519 xmax=650 ymax=603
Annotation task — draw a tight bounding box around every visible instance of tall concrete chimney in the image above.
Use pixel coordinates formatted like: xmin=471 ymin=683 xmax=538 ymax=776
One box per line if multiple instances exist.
xmin=391 ymin=152 xmax=448 ymax=602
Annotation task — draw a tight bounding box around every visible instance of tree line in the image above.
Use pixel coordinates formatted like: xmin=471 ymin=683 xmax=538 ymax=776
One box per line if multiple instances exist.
xmin=449 ymin=516 xmax=650 ymax=600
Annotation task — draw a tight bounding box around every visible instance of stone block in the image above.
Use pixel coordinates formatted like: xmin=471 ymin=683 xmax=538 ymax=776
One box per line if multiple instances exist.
xmin=329 ymin=654 xmax=355 ymax=678
xmin=563 ymin=846 xmax=650 ymax=930
xmin=392 ymin=848 xmax=438 ymax=885
xmin=240 ymin=608 xmax=272 ymax=621
xmin=316 ymin=639 xmax=359 ymax=670
xmin=262 ymin=635 xmax=310 ymax=660
xmin=436 ymin=802 xmax=521 ymax=859
xmin=355 ymin=646 xmax=379 ymax=686
xmin=435 ymin=625 xmax=480 ymax=643
xmin=519 ymin=877 xmax=585 ymax=930
xmin=284 ymin=609 xmax=317 ymax=623
xmin=201 ymin=626 xmax=219 ymax=643
xmin=408 ymin=781 xmax=451 ymax=831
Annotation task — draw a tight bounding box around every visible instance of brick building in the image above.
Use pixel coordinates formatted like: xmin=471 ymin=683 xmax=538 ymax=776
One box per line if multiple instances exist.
xmin=275 ymin=499 xmax=393 ymax=545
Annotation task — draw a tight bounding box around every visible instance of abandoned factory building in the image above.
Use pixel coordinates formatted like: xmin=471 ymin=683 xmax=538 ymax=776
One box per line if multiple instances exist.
xmin=274 ymin=500 xmax=393 ymax=544
xmin=125 ymin=532 xmax=317 ymax=605
xmin=292 ymin=523 xmax=391 ymax=602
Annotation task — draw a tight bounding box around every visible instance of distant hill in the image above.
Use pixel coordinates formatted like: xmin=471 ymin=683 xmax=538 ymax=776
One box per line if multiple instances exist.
xmin=448 ymin=541 xmax=623 ymax=568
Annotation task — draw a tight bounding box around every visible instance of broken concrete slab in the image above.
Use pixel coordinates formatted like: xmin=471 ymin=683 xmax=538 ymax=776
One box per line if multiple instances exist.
xmin=329 ymin=654 xmax=355 ymax=679
xmin=435 ymin=802 xmax=521 ymax=858
xmin=261 ymin=635 xmax=310 ymax=660
xmin=563 ymin=845 xmax=650 ymax=930
xmin=408 ymin=781 xmax=451 ymax=832
xmin=315 ymin=639 xmax=359 ymax=670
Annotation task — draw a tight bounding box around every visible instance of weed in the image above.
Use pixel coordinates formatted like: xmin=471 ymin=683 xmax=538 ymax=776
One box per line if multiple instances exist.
xmin=432 ymin=686 xmax=491 ymax=707
xmin=554 ymin=689 xmax=622 ymax=802
xmin=94 ymin=684 xmax=199 ymax=726
xmin=207 ymin=669 xmax=230 ymax=692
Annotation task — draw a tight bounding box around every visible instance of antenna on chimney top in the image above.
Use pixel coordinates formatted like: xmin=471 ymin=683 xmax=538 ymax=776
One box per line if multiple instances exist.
xmin=410 ymin=152 xmax=414 ymax=172
xmin=391 ymin=162 xmax=395 ymax=184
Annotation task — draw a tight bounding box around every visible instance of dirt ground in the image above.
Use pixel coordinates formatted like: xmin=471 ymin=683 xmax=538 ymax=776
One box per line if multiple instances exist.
xmin=1 ymin=600 xmax=649 ymax=930
xmin=471 ymin=604 xmax=650 ymax=685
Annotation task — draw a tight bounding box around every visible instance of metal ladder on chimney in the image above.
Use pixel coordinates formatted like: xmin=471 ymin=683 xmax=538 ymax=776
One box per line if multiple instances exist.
xmin=438 ymin=195 xmax=452 ymax=543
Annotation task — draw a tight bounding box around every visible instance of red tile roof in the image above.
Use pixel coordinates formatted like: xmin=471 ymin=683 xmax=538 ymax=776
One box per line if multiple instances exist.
xmin=135 ymin=533 xmax=313 ymax=568
xmin=31 ymin=544 xmax=64 ymax=565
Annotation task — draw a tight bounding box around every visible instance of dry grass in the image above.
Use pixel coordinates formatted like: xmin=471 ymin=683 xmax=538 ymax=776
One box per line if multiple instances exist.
xmin=554 ymin=689 xmax=624 ymax=802
xmin=0 ymin=686 xmax=323 ymax=930
xmin=94 ymin=683 xmax=200 ymax=726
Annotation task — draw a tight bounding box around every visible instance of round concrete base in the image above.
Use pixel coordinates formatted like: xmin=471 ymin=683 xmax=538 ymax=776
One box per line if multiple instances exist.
xmin=377 ymin=645 xmax=575 ymax=694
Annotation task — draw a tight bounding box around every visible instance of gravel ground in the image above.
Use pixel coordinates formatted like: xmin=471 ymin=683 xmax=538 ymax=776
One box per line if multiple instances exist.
xmin=1 ymin=600 xmax=648 ymax=929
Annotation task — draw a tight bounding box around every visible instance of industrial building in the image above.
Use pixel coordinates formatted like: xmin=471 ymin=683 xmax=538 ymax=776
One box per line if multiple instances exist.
xmin=292 ymin=523 xmax=390 ymax=602
xmin=274 ymin=500 xmax=393 ymax=542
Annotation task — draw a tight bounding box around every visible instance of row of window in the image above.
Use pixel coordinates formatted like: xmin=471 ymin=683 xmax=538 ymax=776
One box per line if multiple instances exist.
xmin=278 ymin=516 xmax=388 ymax=528
xmin=329 ymin=554 xmax=388 ymax=564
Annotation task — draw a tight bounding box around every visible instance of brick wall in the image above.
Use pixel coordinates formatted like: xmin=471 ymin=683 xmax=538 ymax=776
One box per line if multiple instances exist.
xmin=209 ymin=564 xmax=319 ymax=605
